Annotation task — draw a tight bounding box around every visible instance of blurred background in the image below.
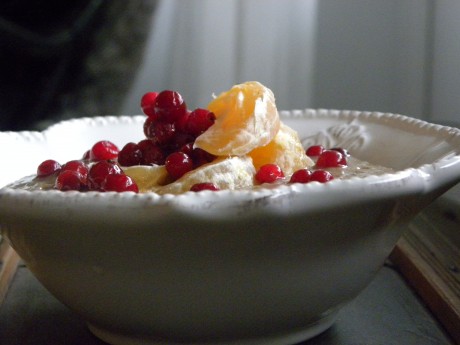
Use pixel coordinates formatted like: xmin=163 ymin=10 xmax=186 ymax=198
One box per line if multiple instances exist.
xmin=0 ymin=0 xmax=459 ymax=131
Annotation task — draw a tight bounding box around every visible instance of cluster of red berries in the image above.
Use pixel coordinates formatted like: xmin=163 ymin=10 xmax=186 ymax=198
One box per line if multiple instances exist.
xmin=35 ymin=89 xmax=220 ymax=193
xmin=117 ymin=90 xmax=217 ymax=181
xmin=37 ymin=140 xmax=138 ymax=192
xmin=306 ymin=145 xmax=348 ymax=168
xmin=254 ymin=145 xmax=348 ymax=184
xmin=35 ymin=84 xmax=349 ymax=193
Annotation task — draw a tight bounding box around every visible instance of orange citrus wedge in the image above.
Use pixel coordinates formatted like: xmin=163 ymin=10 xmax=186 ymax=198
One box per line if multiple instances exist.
xmin=123 ymin=165 xmax=168 ymax=193
xmin=194 ymin=81 xmax=280 ymax=156
xmin=249 ymin=122 xmax=314 ymax=176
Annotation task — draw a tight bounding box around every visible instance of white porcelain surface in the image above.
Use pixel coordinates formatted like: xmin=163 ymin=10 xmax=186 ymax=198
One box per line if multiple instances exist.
xmin=1 ymin=109 xmax=460 ymax=345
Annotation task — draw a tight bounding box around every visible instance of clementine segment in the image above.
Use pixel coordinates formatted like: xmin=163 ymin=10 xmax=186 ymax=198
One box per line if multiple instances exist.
xmin=124 ymin=165 xmax=169 ymax=192
xmin=194 ymin=81 xmax=280 ymax=156
xmin=249 ymin=123 xmax=314 ymax=176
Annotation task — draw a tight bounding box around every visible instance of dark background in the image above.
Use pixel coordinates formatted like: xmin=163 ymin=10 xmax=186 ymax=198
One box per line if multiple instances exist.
xmin=0 ymin=0 xmax=157 ymax=131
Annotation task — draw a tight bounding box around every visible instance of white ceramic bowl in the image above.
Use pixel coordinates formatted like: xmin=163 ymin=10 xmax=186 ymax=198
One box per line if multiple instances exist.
xmin=1 ymin=109 xmax=460 ymax=345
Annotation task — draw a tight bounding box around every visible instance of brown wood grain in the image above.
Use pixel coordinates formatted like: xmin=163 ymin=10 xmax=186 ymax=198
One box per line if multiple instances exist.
xmin=0 ymin=241 xmax=20 ymax=306
xmin=391 ymin=220 xmax=460 ymax=344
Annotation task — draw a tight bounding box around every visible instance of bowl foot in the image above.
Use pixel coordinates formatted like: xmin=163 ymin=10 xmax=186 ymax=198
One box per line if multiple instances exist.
xmin=87 ymin=313 xmax=337 ymax=345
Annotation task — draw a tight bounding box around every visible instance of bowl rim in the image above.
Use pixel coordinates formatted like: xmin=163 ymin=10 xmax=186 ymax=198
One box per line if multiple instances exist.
xmin=1 ymin=109 xmax=460 ymax=208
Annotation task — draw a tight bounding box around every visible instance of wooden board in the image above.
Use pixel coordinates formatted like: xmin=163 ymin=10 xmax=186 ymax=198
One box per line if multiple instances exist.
xmin=390 ymin=197 xmax=460 ymax=344
xmin=0 ymin=238 xmax=20 ymax=306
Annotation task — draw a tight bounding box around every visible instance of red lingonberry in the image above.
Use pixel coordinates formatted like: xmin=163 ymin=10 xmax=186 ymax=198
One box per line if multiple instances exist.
xmin=88 ymin=161 xmax=123 ymax=190
xmin=175 ymin=110 xmax=190 ymax=133
xmin=118 ymin=142 xmax=143 ymax=166
xmin=143 ymin=117 xmax=155 ymax=138
xmin=306 ymin=145 xmax=325 ymax=157
xmin=310 ymin=170 xmax=334 ymax=183
xmin=179 ymin=142 xmax=194 ymax=156
xmin=184 ymin=108 xmax=216 ymax=137
xmin=315 ymin=150 xmax=347 ymax=168
xmin=102 ymin=174 xmax=139 ymax=193
xmin=331 ymin=147 xmax=349 ymax=157
xmin=61 ymin=160 xmax=89 ymax=183
xmin=144 ymin=119 xmax=176 ymax=146
xmin=89 ymin=140 xmax=119 ymax=161
xmin=37 ymin=159 xmax=61 ymax=177
xmin=190 ymin=147 xmax=215 ymax=168
xmin=289 ymin=169 xmax=312 ymax=184
xmin=255 ymin=164 xmax=285 ymax=184
xmin=154 ymin=90 xmax=187 ymax=123
xmin=82 ymin=150 xmax=91 ymax=160
xmin=190 ymin=183 xmax=220 ymax=192
xmin=171 ymin=132 xmax=195 ymax=150
xmin=165 ymin=152 xmax=193 ymax=180
xmin=140 ymin=91 xmax=159 ymax=118
xmin=138 ymin=139 xmax=165 ymax=165
xmin=55 ymin=170 xmax=85 ymax=191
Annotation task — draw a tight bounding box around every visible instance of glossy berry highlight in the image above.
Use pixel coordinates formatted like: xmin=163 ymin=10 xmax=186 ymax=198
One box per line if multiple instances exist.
xmin=255 ymin=164 xmax=285 ymax=184
xmin=154 ymin=90 xmax=187 ymax=123
xmin=165 ymin=152 xmax=193 ymax=180
xmin=141 ymin=92 xmax=159 ymax=118
xmin=88 ymin=161 xmax=123 ymax=190
xmin=184 ymin=108 xmax=216 ymax=136
xmin=289 ymin=169 xmax=312 ymax=184
xmin=118 ymin=142 xmax=143 ymax=167
xmin=190 ymin=182 xmax=220 ymax=192
xmin=61 ymin=160 xmax=89 ymax=184
xmin=310 ymin=170 xmax=334 ymax=183
xmin=306 ymin=145 xmax=325 ymax=157
xmin=315 ymin=150 xmax=347 ymax=168
xmin=37 ymin=159 xmax=61 ymax=177
xmin=55 ymin=170 xmax=85 ymax=191
xmin=102 ymin=174 xmax=139 ymax=193
xmin=89 ymin=140 xmax=119 ymax=161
